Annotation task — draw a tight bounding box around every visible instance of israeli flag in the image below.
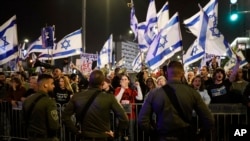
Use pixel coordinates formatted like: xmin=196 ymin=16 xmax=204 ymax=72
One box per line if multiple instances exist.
xmin=16 ymin=43 xmax=26 ymax=61
xmin=116 ymin=56 xmax=124 ymax=67
xmin=97 ymin=34 xmax=113 ymax=68
xmin=39 ymin=29 xmax=82 ymax=60
xmin=137 ymin=22 xmax=149 ymax=52
xmin=130 ymin=2 xmax=138 ymax=40
xmin=184 ymin=0 xmax=218 ymax=36
xmin=157 ymin=1 xmax=169 ymax=31
xmin=132 ymin=52 xmax=144 ymax=72
xmin=224 ymin=50 xmax=248 ymax=72
xmin=198 ymin=6 xmax=232 ymax=57
xmin=146 ymin=13 xmax=183 ymax=70
xmin=24 ymin=36 xmax=45 ymax=59
xmin=144 ymin=0 xmax=157 ymax=46
xmin=0 ymin=15 xmax=18 ymax=65
xmin=183 ymin=40 xmax=205 ymax=67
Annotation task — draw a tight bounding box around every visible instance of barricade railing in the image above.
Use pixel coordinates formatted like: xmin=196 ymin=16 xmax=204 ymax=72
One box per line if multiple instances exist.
xmin=0 ymin=101 xmax=248 ymax=141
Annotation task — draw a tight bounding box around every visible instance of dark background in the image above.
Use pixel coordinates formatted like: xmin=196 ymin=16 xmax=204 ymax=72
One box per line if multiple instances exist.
xmin=1 ymin=0 xmax=249 ymax=54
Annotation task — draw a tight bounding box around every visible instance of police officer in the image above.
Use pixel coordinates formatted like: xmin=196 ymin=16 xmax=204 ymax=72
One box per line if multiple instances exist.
xmin=62 ymin=70 xmax=129 ymax=141
xmin=23 ymin=74 xmax=60 ymax=141
xmin=138 ymin=61 xmax=214 ymax=141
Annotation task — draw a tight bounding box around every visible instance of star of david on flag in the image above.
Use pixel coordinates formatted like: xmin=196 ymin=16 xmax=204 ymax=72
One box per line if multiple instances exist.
xmin=144 ymin=0 xmax=157 ymax=46
xmin=61 ymin=39 xmax=70 ymax=50
xmin=146 ymin=13 xmax=182 ymax=70
xmin=183 ymin=39 xmax=205 ymax=67
xmin=197 ymin=5 xmax=233 ymax=57
xmin=39 ymin=29 xmax=82 ymax=60
xmin=184 ymin=0 xmax=218 ymax=37
xmin=0 ymin=15 xmax=18 ymax=65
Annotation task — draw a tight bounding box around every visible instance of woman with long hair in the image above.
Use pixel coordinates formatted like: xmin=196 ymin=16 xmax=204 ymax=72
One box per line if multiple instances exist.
xmin=114 ymin=74 xmax=143 ymax=141
xmin=191 ymin=75 xmax=211 ymax=105
xmin=54 ymin=75 xmax=74 ymax=106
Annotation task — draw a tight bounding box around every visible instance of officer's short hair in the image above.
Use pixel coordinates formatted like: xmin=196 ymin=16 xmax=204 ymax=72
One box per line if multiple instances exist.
xmin=37 ymin=74 xmax=53 ymax=83
xmin=89 ymin=70 xmax=105 ymax=88
xmin=167 ymin=61 xmax=184 ymax=76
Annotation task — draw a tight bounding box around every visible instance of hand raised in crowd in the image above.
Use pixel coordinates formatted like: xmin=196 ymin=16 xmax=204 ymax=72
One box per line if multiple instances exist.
xmin=105 ymin=130 xmax=114 ymax=138
xmin=134 ymin=81 xmax=140 ymax=87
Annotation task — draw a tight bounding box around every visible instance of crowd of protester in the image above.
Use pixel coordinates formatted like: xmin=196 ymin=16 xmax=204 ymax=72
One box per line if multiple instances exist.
xmin=1 ymin=56 xmax=250 ymax=140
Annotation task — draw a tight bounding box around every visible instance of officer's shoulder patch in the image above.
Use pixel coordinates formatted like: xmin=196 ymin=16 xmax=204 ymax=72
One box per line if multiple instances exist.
xmin=51 ymin=110 xmax=59 ymax=120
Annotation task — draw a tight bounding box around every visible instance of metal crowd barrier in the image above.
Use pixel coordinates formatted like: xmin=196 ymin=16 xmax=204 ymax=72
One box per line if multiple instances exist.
xmin=0 ymin=101 xmax=248 ymax=141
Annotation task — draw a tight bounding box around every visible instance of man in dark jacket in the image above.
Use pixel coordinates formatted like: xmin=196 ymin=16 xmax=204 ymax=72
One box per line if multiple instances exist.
xmin=62 ymin=70 xmax=129 ymax=141
xmin=138 ymin=61 xmax=214 ymax=141
xmin=23 ymin=74 xmax=60 ymax=141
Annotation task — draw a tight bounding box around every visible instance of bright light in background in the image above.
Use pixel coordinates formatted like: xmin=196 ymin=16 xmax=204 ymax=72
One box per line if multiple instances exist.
xmin=128 ymin=30 xmax=133 ymax=34
xmin=24 ymin=38 xmax=29 ymax=43
xmin=230 ymin=13 xmax=238 ymax=21
xmin=230 ymin=0 xmax=237 ymax=4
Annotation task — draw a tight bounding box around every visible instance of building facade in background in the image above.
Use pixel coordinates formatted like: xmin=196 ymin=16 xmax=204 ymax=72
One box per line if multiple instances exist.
xmin=115 ymin=41 xmax=139 ymax=72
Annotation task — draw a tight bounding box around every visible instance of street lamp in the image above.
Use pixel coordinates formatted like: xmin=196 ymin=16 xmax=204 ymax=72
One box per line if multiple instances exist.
xmin=24 ymin=38 xmax=29 ymax=43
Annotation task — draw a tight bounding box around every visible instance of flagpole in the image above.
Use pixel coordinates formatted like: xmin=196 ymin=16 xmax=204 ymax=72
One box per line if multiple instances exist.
xmin=177 ymin=12 xmax=184 ymax=65
xmin=82 ymin=0 xmax=86 ymax=53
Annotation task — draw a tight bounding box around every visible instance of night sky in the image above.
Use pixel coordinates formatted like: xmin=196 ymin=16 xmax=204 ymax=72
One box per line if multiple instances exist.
xmin=1 ymin=0 xmax=248 ymax=54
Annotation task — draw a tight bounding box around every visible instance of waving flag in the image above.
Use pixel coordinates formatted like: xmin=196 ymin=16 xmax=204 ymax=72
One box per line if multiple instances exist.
xmin=184 ymin=0 xmax=218 ymax=36
xmin=183 ymin=39 xmax=205 ymax=67
xmin=197 ymin=5 xmax=232 ymax=57
xmin=97 ymin=34 xmax=113 ymax=68
xmin=144 ymin=0 xmax=157 ymax=46
xmin=24 ymin=36 xmax=46 ymax=59
xmin=146 ymin=13 xmax=183 ymax=70
xmin=0 ymin=15 xmax=18 ymax=65
xmin=130 ymin=1 xmax=138 ymax=40
xmin=132 ymin=52 xmax=144 ymax=72
xmin=137 ymin=22 xmax=149 ymax=52
xmin=157 ymin=1 xmax=169 ymax=31
xmin=116 ymin=56 xmax=124 ymax=67
xmin=224 ymin=50 xmax=247 ymax=72
xmin=137 ymin=2 xmax=169 ymax=53
xmin=39 ymin=29 xmax=82 ymax=60
xmin=17 ymin=43 xmax=26 ymax=61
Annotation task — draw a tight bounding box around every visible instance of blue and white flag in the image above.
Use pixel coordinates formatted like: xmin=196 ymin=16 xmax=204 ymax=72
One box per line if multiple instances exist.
xmin=183 ymin=39 xmax=205 ymax=67
xmin=116 ymin=56 xmax=124 ymax=67
xmin=197 ymin=6 xmax=232 ymax=57
xmin=137 ymin=1 xmax=169 ymax=53
xmin=224 ymin=50 xmax=247 ymax=72
xmin=132 ymin=52 xmax=144 ymax=72
xmin=17 ymin=43 xmax=25 ymax=61
xmin=137 ymin=22 xmax=149 ymax=52
xmin=97 ymin=34 xmax=113 ymax=68
xmin=24 ymin=36 xmax=47 ymax=59
xmin=39 ymin=29 xmax=82 ymax=60
xmin=184 ymin=0 xmax=218 ymax=36
xmin=144 ymin=0 xmax=157 ymax=46
xmin=146 ymin=13 xmax=183 ymax=70
xmin=0 ymin=15 xmax=18 ymax=65
xmin=130 ymin=1 xmax=138 ymax=40
xmin=157 ymin=1 xmax=169 ymax=31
